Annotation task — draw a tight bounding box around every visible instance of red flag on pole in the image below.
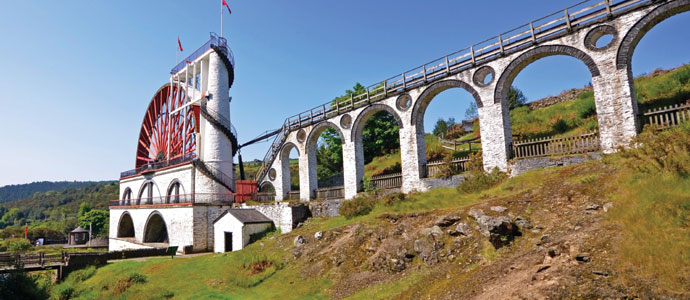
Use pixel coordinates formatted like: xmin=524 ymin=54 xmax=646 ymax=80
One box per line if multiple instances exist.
xmin=177 ymin=36 xmax=183 ymax=52
xmin=222 ymin=0 xmax=231 ymax=14
xmin=25 ymin=225 xmax=28 ymax=239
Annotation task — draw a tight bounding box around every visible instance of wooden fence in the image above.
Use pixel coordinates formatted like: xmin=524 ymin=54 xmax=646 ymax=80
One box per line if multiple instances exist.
xmin=288 ymin=191 xmax=300 ymax=201
xmin=439 ymin=138 xmax=478 ymax=152
xmin=513 ymin=131 xmax=600 ymax=159
xmin=425 ymin=157 xmax=472 ymax=178
xmin=0 ymin=252 xmax=67 ymax=269
xmin=256 ymin=192 xmax=276 ymax=202
xmin=641 ymin=103 xmax=690 ymax=129
xmin=314 ymin=186 xmax=344 ymax=200
xmin=370 ymin=173 xmax=403 ymax=190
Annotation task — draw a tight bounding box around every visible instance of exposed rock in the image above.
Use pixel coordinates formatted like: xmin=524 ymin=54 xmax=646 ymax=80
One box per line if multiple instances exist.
xmin=491 ymin=206 xmax=508 ymax=213
xmin=473 ymin=215 xmax=521 ymax=248
xmin=429 ymin=225 xmax=444 ymax=238
xmin=468 ymin=208 xmax=485 ymax=220
xmin=586 ymin=204 xmax=600 ymax=211
xmin=413 ymin=239 xmax=425 ymax=254
xmin=435 ymin=214 xmax=461 ymax=227
xmin=515 ymin=216 xmax=533 ymax=229
xmin=293 ymin=235 xmax=306 ymax=247
xmin=314 ymin=231 xmax=323 ymax=240
xmin=603 ymin=202 xmax=613 ymax=212
xmin=592 ymin=270 xmax=610 ymax=276
xmin=454 ymin=222 xmax=472 ymax=236
xmin=389 ymin=258 xmax=406 ymax=272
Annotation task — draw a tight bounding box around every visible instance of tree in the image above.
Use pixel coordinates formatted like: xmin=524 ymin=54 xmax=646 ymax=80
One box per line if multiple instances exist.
xmin=465 ymin=102 xmax=478 ymax=119
xmin=362 ymin=111 xmax=399 ymax=163
xmin=78 ymin=202 xmax=91 ymax=220
xmin=508 ymin=86 xmax=527 ymax=108
xmin=316 ymin=127 xmax=343 ymax=180
xmin=79 ymin=209 xmax=108 ymax=237
xmin=432 ymin=118 xmax=448 ymax=137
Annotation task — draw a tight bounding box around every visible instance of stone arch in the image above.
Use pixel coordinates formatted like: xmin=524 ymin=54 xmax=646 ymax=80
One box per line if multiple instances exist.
xmin=411 ymin=79 xmax=483 ymax=132
xmin=259 ymin=181 xmax=275 ymax=193
xmin=121 ymin=188 xmax=132 ymax=205
xmin=306 ymin=121 xmax=345 ymax=148
xmin=166 ymin=179 xmax=184 ymax=203
xmin=305 ymin=121 xmax=346 ymax=196
xmin=279 ymin=141 xmax=300 ymax=160
xmin=116 ymin=212 xmax=135 ymax=238
xmin=616 ymin=0 xmax=690 ymax=70
xmin=143 ymin=211 xmax=169 ymax=243
xmin=278 ymin=141 xmax=300 ymax=196
xmin=136 ymin=180 xmax=160 ymax=205
xmin=350 ymin=103 xmax=404 ymax=143
xmin=494 ymin=45 xmax=600 ymax=105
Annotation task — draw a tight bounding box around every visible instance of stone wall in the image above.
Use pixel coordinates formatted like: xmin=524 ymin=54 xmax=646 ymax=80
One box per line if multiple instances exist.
xmin=240 ymin=202 xmax=310 ymax=233
xmin=308 ymin=199 xmax=345 ymax=218
xmin=508 ymin=152 xmax=602 ymax=176
xmin=527 ymin=87 xmax=592 ymax=110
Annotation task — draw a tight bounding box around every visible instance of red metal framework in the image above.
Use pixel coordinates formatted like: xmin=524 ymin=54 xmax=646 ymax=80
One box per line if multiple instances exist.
xmin=135 ymin=84 xmax=200 ymax=168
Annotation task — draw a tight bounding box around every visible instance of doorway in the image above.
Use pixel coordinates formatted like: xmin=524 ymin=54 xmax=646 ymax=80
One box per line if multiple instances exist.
xmin=224 ymin=232 xmax=233 ymax=252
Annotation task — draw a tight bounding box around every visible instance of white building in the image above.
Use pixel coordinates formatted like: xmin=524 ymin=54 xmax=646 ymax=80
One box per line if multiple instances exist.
xmin=213 ymin=209 xmax=274 ymax=253
xmin=109 ymin=33 xmax=238 ymax=253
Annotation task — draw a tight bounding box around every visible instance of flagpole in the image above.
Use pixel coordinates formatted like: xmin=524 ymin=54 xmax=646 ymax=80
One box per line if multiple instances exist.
xmin=220 ymin=0 xmax=223 ymax=38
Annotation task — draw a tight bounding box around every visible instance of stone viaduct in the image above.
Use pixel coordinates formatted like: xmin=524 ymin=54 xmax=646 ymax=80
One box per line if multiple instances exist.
xmin=258 ymin=0 xmax=690 ymax=200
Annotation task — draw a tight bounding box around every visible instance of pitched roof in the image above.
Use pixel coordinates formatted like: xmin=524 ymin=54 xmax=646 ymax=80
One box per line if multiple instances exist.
xmin=213 ymin=209 xmax=273 ymax=224
xmin=70 ymin=226 xmax=89 ymax=233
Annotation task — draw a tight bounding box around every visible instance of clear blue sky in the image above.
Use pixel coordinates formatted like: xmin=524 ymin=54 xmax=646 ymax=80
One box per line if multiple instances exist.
xmin=0 ymin=1 xmax=688 ymax=186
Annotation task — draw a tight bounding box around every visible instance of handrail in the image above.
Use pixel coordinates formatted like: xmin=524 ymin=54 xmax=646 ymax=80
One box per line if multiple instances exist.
xmin=110 ymin=192 xmax=234 ymax=207
xmin=171 ymin=33 xmax=234 ymax=75
xmin=120 ymin=153 xmax=196 ymax=178
xmin=255 ymin=0 xmax=652 ymax=182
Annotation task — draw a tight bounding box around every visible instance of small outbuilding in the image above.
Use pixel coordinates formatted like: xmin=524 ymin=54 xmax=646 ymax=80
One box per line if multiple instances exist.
xmin=213 ymin=209 xmax=274 ymax=253
xmin=69 ymin=226 xmax=90 ymax=245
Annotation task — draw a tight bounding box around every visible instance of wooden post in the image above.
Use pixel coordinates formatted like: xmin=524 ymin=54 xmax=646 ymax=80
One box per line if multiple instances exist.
xmin=336 ymin=98 xmax=340 ymax=114
xmin=498 ymin=35 xmax=505 ymax=55
xmin=383 ymin=81 xmax=388 ymax=97
xmin=605 ymin=0 xmax=612 ymax=17
xmin=470 ymin=46 xmax=476 ymax=65
xmin=565 ymin=9 xmax=572 ymax=31
xmin=403 ymin=73 xmax=407 ymax=90
xmin=445 ymin=56 xmax=450 ymax=74
xmin=530 ymin=22 xmax=537 ymax=44
xmin=423 ymin=64 xmax=428 ymax=82
xmin=350 ymin=93 xmax=354 ymax=109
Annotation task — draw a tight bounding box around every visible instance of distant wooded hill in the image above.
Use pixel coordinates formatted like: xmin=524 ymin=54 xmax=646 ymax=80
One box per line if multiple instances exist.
xmin=0 ymin=181 xmax=114 ymax=204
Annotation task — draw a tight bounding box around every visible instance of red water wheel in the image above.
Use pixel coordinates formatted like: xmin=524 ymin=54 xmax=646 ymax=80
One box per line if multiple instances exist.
xmin=135 ymin=84 xmax=200 ymax=168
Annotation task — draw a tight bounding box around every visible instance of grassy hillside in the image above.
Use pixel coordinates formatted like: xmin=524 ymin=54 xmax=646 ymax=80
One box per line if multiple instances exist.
xmin=44 ymin=121 xmax=690 ymax=299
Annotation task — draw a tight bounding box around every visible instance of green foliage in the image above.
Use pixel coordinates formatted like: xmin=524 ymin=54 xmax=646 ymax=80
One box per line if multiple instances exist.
xmin=0 ymin=182 xmax=117 ymax=233
xmin=56 ymin=285 xmax=75 ymax=300
xmin=0 ymin=270 xmax=51 ymax=300
xmin=381 ymin=192 xmax=405 ymax=206
xmin=457 ymin=168 xmax=508 ymax=194
xmin=128 ymin=272 xmax=147 ymax=284
xmin=339 ymin=194 xmax=377 ymax=219
xmin=78 ymin=209 xmax=109 ymax=237
xmin=619 ymin=121 xmax=690 ymax=176
xmin=508 ymin=86 xmax=527 ymax=109
xmin=635 ymin=64 xmax=690 ymax=109
xmin=432 ymin=118 xmax=456 ymax=137
xmin=316 ymin=127 xmax=343 ymax=180
xmin=362 ymin=111 xmax=400 ymax=163
xmin=0 ymin=181 xmax=112 ymax=204
xmin=6 ymin=238 xmax=31 ymax=252
xmin=575 ymin=90 xmax=596 ymax=118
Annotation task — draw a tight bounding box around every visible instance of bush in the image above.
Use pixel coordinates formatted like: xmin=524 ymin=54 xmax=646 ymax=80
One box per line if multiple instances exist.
xmin=457 ymin=168 xmax=508 ymax=194
xmin=129 ymin=272 xmax=147 ymax=284
xmin=0 ymin=271 xmax=51 ymax=300
xmin=575 ymin=91 xmax=596 ymax=119
xmin=619 ymin=121 xmax=690 ymax=176
xmin=381 ymin=192 xmax=405 ymax=206
xmin=70 ymin=266 xmax=96 ymax=282
xmin=7 ymin=238 xmax=31 ymax=252
xmin=56 ymin=285 xmax=75 ymax=300
xmin=339 ymin=194 xmax=377 ymax=219
xmin=552 ymin=118 xmax=570 ymax=134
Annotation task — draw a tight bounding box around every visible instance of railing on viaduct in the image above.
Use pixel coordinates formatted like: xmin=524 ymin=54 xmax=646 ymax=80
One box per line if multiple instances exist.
xmin=255 ymin=0 xmax=654 ymax=183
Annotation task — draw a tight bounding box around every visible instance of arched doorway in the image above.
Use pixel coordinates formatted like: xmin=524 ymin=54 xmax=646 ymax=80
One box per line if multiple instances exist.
xmin=143 ymin=212 xmax=168 ymax=243
xmin=117 ymin=212 xmax=135 ymax=238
